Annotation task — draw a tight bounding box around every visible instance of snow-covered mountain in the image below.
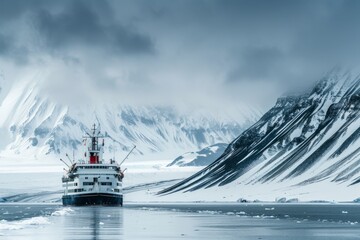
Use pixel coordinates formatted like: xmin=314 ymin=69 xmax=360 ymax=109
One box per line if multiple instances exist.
xmin=0 ymin=75 xmax=260 ymax=161
xmin=160 ymin=70 xmax=360 ymax=197
xmin=167 ymin=143 xmax=227 ymax=167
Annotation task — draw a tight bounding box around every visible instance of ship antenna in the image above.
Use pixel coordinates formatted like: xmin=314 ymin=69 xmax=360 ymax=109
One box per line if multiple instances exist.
xmin=84 ymin=128 xmax=92 ymax=138
xmin=66 ymin=153 xmax=74 ymax=165
xmin=113 ymin=140 xmax=116 ymax=161
xmin=95 ymin=114 xmax=101 ymax=129
xmin=119 ymin=145 xmax=136 ymax=166
xmin=60 ymin=158 xmax=70 ymax=168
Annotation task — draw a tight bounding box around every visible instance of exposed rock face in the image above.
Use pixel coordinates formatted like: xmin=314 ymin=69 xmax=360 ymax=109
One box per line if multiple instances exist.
xmin=161 ymin=70 xmax=360 ymax=194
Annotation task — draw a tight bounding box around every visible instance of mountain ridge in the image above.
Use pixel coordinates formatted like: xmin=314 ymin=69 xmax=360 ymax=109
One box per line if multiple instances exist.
xmin=0 ymin=75 xmax=260 ymax=161
xmin=167 ymin=143 xmax=228 ymax=167
xmin=160 ymin=70 xmax=360 ymax=194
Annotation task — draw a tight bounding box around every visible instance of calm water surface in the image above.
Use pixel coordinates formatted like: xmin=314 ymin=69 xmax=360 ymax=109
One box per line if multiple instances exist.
xmin=1 ymin=203 xmax=360 ymax=240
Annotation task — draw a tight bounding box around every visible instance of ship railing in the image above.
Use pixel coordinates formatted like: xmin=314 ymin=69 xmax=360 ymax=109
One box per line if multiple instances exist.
xmin=88 ymin=147 xmax=101 ymax=152
xmin=62 ymin=176 xmax=74 ymax=182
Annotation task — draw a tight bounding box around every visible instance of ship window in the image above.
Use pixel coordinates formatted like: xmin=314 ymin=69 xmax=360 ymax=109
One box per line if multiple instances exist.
xmin=68 ymin=188 xmax=84 ymax=193
xmin=100 ymin=182 xmax=112 ymax=186
xmin=74 ymin=183 xmax=77 ymax=186
xmin=106 ymin=177 xmax=109 ymax=179
xmin=85 ymin=177 xmax=88 ymax=179
xmin=83 ymin=182 xmax=94 ymax=186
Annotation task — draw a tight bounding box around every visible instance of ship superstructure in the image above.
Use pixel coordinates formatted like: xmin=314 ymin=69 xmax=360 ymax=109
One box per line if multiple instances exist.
xmin=62 ymin=124 xmax=130 ymax=206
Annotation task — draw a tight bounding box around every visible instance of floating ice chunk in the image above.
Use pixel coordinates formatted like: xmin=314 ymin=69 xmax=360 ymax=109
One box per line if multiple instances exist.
xmin=0 ymin=220 xmax=23 ymax=230
xmin=236 ymin=211 xmax=246 ymax=215
xmin=265 ymin=207 xmax=275 ymax=211
xmin=342 ymin=211 xmax=348 ymax=214
xmin=0 ymin=216 xmax=50 ymax=230
xmin=51 ymin=207 xmax=74 ymax=216
xmin=197 ymin=210 xmax=220 ymax=215
xmin=21 ymin=216 xmax=50 ymax=225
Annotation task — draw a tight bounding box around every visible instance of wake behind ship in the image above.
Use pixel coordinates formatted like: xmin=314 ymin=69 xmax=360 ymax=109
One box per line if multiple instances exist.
xmin=62 ymin=124 xmax=132 ymax=206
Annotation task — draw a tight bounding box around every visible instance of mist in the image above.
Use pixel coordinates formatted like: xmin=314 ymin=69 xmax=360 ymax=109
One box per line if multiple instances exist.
xmin=0 ymin=0 xmax=359 ymax=112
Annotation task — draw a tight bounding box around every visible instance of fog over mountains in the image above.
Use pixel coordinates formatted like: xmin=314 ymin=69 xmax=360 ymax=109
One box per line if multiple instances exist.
xmin=0 ymin=74 xmax=260 ymax=161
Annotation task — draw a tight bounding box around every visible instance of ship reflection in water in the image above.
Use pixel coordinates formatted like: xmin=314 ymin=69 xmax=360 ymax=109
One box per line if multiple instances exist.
xmin=62 ymin=206 xmax=124 ymax=240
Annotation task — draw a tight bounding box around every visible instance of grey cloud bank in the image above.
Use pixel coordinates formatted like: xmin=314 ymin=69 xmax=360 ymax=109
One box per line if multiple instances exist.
xmin=0 ymin=0 xmax=358 ymax=110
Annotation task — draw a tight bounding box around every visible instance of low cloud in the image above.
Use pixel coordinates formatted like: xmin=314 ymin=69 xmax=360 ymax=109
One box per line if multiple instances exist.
xmin=0 ymin=0 xmax=359 ymax=112
xmin=0 ymin=34 xmax=29 ymax=65
xmin=227 ymin=47 xmax=284 ymax=83
xmin=33 ymin=1 xmax=154 ymax=55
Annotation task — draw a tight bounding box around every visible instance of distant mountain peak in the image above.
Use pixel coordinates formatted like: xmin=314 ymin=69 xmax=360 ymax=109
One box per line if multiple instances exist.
xmin=0 ymin=77 xmax=261 ymax=161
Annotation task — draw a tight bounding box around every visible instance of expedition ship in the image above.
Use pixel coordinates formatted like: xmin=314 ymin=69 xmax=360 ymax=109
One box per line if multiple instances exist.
xmin=62 ymin=124 xmax=134 ymax=206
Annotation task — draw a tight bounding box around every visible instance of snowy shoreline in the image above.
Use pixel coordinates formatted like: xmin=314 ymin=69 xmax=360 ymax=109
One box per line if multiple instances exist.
xmin=1 ymin=161 xmax=360 ymax=204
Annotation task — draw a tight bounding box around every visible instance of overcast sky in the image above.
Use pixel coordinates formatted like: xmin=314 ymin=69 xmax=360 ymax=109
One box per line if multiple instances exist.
xmin=0 ymin=0 xmax=358 ymax=111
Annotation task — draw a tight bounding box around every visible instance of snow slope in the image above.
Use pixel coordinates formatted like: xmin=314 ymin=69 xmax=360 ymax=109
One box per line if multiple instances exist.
xmin=0 ymin=73 xmax=260 ymax=162
xmin=167 ymin=143 xmax=227 ymax=167
xmin=160 ymin=70 xmax=360 ymax=200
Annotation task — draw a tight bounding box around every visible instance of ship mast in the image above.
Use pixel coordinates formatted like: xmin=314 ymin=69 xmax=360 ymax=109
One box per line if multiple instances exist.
xmin=83 ymin=123 xmax=105 ymax=164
